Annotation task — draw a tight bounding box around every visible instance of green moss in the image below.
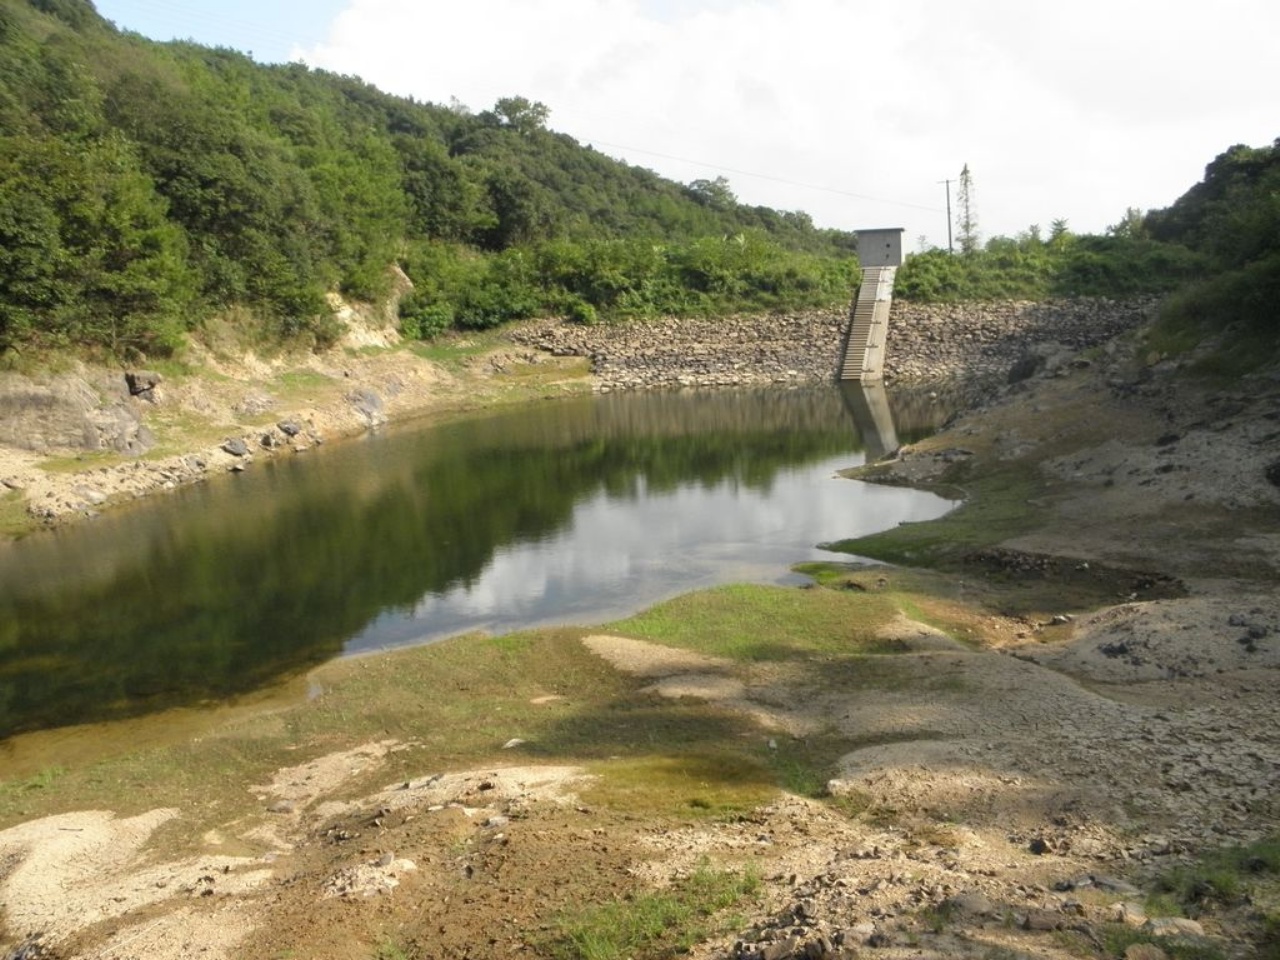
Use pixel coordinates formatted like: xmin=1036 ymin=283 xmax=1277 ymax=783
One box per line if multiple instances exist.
xmin=605 ymin=583 xmax=899 ymax=661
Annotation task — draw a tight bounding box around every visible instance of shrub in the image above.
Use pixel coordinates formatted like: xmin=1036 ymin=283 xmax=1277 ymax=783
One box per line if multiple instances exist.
xmin=559 ymin=294 xmax=597 ymax=325
xmin=398 ymin=292 xmax=454 ymax=339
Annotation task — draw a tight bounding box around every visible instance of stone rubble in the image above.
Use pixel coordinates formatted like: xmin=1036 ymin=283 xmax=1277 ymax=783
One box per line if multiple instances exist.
xmin=511 ymin=297 xmax=1155 ymax=391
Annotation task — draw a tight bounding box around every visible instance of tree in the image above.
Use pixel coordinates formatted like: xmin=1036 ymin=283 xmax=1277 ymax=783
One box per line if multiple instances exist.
xmin=27 ymin=0 xmax=103 ymax=31
xmin=686 ymin=176 xmax=736 ymax=211
xmin=1108 ymin=207 xmax=1147 ymax=239
xmin=956 ymin=163 xmax=979 ymax=255
xmin=479 ymin=167 xmax=556 ymax=249
xmin=0 ymin=134 xmax=192 ymax=355
xmin=486 ymin=96 xmax=550 ymax=136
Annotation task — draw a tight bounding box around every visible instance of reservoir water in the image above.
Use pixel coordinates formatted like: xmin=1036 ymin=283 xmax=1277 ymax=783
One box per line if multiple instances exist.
xmin=0 ymin=384 xmax=956 ymax=738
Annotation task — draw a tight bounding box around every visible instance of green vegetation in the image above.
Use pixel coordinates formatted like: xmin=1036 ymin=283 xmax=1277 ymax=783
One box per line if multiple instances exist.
xmin=0 ymin=0 xmax=856 ymax=360
xmin=374 ymin=941 xmax=412 ymax=960
xmin=823 ymin=456 xmax=1040 ymax=577
xmin=549 ymin=860 xmax=760 ymax=960
xmin=604 ymin=582 xmax=902 ymax=661
xmin=1095 ymin=835 xmax=1280 ymax=960
xmin=901 ymin=141 xmax=1280 ymax=372
xmin=1153 ymin=834 xmax=1280 ymax=912
xmin=1142 ymin=140 xmax=1280 ymax=372
xmin=896 ymin=225 xmax=1206 ymax=301
xmin=0 ymin=569 xmax=951 ymax=831
xmin=4 ymin=0 xmax=1273 ymax=364
xmin=1101 ymin=925 xmax=1227 ymax=960
xmin=0 ymin=487 xmax=28 ymax=536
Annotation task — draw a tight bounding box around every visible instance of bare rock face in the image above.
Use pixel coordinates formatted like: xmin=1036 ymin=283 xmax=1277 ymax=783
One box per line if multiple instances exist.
xmin=0 ymin=372 xmax=154 ymax=455
xmin=124 ymin=370 xmax=162 ymax=397
xmin=348 ymin=387 xmax=386 ymax=426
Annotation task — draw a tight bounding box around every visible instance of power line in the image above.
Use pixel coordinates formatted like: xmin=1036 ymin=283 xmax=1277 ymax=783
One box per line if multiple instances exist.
xmin=96 ymin=0 xmax=314 ymax=59
xmin=95 ymin=5 xmax=946 ymax=219
xmin=585 ymin=137 xmax=946 ymax=214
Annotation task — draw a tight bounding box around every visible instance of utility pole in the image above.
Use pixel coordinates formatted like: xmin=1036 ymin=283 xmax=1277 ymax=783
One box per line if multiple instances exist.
xmin=937 ymin=179 xmax=954 ymax=254
xmin=956 ymin=164 xmax=978 ymax=254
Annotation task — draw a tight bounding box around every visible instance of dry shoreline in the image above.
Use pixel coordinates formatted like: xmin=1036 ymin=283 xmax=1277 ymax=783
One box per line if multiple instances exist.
xmin=1 ymin=304 xmax=1279 ymax=960
xmin=1 ymin=298 xmax=1151 ymax=535
xmin=0 ymin=324 xmax=588 ymax=533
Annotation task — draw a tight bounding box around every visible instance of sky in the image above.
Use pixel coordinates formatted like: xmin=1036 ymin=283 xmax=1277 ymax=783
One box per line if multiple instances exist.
xmin=92 ymin=0 xmax=1280 ymax=249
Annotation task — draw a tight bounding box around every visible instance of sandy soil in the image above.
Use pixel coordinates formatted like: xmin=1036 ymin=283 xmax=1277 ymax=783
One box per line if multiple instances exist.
xmin=1 ymin=322 xmax=1278 ymax=959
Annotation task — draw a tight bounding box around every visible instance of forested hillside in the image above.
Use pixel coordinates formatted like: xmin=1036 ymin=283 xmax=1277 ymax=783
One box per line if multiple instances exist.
xmin=2 ymin=0 xmax=1275 ymax=366
xmin=1145 ymin=140 xmax=1280 ymax=351
xmin=0 ymin=0 xmax=856 ymax=358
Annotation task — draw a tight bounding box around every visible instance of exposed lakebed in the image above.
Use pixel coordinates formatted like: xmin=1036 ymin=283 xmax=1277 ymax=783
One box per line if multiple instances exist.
xmin=0 ymin=385 xmax=955 ymax=738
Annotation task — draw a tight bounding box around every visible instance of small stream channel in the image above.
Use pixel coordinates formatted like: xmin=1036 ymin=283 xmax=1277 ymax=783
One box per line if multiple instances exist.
xmin=0 ymin=384 xmax=957 ymax=739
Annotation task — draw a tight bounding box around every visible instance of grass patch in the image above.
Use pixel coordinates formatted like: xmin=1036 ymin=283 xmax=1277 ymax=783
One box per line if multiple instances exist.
xmin=756 ymin=726 xmax=870 ymax=800
xmin=606 ymin=583 xmax=899 ymax=661
xmin=1153 ymin=834 xmax=1280 ymax=913
xmin=1185 ymin=327 xmax=1280 ymax=380
xmin=37 ymin=450 xmax=125 ymax=474
xmin=920 ymin=898 xmax=960 ymax=933
xmin=0 ymin=596 xmax=885 ymax=836
xmin=794 ymin=562 xmax=1002 ymax=645
xmin=1143 ymin=309 xmax=1210 ymax=362
xmin=0 ymin=575 xmax=998 ymax=853
xmin=373 ymin=939 xmax=412 ymax=960
xmin=143 ymin=356 xmax=198 ymax=380
xmin=1102 ymin=925 xmax=1226 ymax=960
xmin=0 ymin=622 xmax=788 ymax=831
xmin=826 ymin=788 xmax=873 ymax=820
xmin=140 ymin=406 xmax=230 ymax=457
xmin=767 ymin=750 xmax=831 ymax=798
xmin=1130 ymin=835 xmax=1280 ymax=960
xmin=0 ymin=488 xmax=30 ymax=537
xmin=580 ymin=754 xmax=776 ymax=818
xmin=825 ymin=464 xmax=1041 ymax=569
xmin=409 ymin=330 xmax=505 ymax=368
xmin=1148 ymin=254 xmax=1280 ymax=381
xmin=549 ymin=860 xmax=760 ymax=960
xmin=274 ymin=369 xmax=336 ymax=392
xmin=0 ymin=765 xmax=66 ymax=799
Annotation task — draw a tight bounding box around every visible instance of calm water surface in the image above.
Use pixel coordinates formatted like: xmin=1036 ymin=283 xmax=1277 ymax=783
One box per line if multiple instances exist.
xmin=0 ymin=385 xmax=955 ymax=738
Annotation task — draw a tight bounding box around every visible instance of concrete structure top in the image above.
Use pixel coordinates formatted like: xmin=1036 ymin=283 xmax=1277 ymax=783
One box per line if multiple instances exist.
xmin=856 ymin=228 xmax=906 ymax=268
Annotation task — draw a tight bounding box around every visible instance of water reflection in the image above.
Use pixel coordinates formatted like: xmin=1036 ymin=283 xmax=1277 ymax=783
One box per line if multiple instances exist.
xmin=839 ymin=382 xmax=901 ymax=461
xmin=0 ymin=386 xmax=955 ymax=738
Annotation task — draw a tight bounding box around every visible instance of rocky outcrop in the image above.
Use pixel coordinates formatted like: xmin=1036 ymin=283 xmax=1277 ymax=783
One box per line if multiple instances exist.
xmin=512 ymin=298 xmax=1155 ymax=390
xmin=0 ymin=371 xmax=154 ymax=456
xmin=124 ymin=370 xmax=163 ymax=398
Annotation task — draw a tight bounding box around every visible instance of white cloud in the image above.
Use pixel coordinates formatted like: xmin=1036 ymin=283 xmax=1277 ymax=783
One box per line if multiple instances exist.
xmin=300 ymin=0 xmax=1280 ymax=246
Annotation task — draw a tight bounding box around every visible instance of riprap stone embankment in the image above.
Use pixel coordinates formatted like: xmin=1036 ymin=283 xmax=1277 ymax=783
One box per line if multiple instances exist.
xmin=511 ymin=297 xmax=1155 ymax=389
